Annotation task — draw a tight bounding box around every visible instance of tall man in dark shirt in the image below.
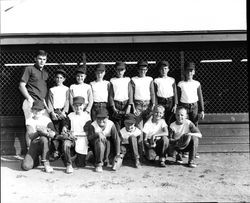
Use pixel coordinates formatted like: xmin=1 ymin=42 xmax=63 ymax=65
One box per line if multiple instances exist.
xmin=19 ymin=50 xmax=49 ymax=149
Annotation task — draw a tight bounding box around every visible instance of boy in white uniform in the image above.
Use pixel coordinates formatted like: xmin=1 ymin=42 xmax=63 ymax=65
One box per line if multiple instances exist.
xmin=109 ymin=61 xmax=133 ymax=132
xmin=47 ymin=68 xmax=69 ymax=160
xmin=90 ymin=63 xmax=110 ymax=120
xmin=143 ymin=105 xmax=169 ymax=167
xmin=88 ymin=108 xmax=121 ymax=172
xmin=154 ymin=61 xmax=178 ymax=125
xmin=60 ymin=96 xmax=91 ymax=174
xmin=169 ymin=106 xmax=202 ymax=168
xmin=21 ymin=100 xmax=56 ymax=173
xmin=120 ymin=113 xmax=143 ymax=168
xmin=177 ymin=62 xmax=205 ymax=158
xmin=69 ymin=66 xmax=93 ymax=114
xmin=131 ymin=60 xmax=156 ymax=130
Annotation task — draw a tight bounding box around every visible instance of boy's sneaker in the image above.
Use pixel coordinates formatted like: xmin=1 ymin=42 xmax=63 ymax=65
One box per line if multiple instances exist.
xmin=195 ymin=153 xmax=200 ymax=159
xmin=182 ymin=152 xmax=188 ymax=158
xmin=188 ymin=160 xmax=197 ymax=168
xmin=95 ymin=166 xmax=103 ymax=173
xmin=159 ymin=157 xmax=166 ymax=167
xmin=43 ymin=161 xmax=54 ymax=173
xmin=176 ymin=154 xmax=183 ymax=164
xmin=66 ymin=164 xmax=74 ymax=174
xmin=135 ymin=159 xmax=141 ymax=169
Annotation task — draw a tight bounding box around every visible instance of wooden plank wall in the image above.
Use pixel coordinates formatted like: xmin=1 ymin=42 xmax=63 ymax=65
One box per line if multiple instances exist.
xmin=0 ymin=114 xmax=249 ymax=155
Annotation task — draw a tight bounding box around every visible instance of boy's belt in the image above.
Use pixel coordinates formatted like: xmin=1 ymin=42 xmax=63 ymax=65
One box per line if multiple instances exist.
xmin=180 ymin=102 xmax=197 ymax=107
xmin=157 ymin=96 xmax=173 ymax=104
xmin=134 ymin=100 xmax=150 ymax=105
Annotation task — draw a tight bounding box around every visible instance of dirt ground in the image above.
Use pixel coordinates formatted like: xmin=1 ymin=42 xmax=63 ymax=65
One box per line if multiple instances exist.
xmin=1 ymin=153 xmax=250 ymax=203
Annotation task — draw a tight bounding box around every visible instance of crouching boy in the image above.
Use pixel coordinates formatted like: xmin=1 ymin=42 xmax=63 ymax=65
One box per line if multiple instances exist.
xmin=88 ymin=108 xmax=121 ymax=172
xmin=120 ymin=113 xmax=143 ymax=168
xmin=21 ymin=100 xmax=56 ymax=173
xmin=143 ymin=105 xmax=169 ymax=167
xmin=60 ymin=96 xmax=91 ymax=174
xmin=169 ymin=106 xmax=202 ymax=168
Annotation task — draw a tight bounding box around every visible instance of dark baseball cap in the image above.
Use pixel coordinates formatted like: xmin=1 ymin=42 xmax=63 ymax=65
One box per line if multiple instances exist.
xmin=124 ymin=113 xmax=136 ymax=124
xmin=115 ymin=61 xmax=126 ymax=70
xmin=95 ymin=63 xmax=106 ymax=71
xmin=55 ymin=68 xmax=67 ymax=77
xmin=184 ymin=62 xmax=195 ymax=71
xmin=137 ymin=60 xmax=148 ymax=69
xmin=157 ymin=61 xmax=169 ymax=70
xmin=76 ymin=65 xmax=87 ymax=74
xmin=73 ymin=96 xmax=85 ymax=105
xmin=31 ymin=100 xmax=45 ymax=110
xmin=96 ymin=108 xmax=109 ymax=118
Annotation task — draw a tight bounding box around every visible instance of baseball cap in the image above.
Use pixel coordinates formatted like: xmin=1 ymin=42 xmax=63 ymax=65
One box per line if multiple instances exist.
xmin=137 ymin=60 xmax=148 ymax=69
xmin=124 ymin=113 xmax=136 ymax=124
xmin=115 ymin=61 xmax=126 ymax=70
xmin=73 ymin=96 xmax=85 ymax=105
xmin=95 ymin=63 xmax=106 ymax=72
xmin=157 ymin=61 xmax=169 ymax=70
xmin=184 ymin=62 xmax=195 ymax=71
xmin=31 ymin=100 xmax=45 ymax=110
xmin=76 ymin=65 xmax=87 ymax=74
xmin=55 ymin=68 xmax=67 ymax=77
xmin=96 ymin=108 xmax=109 ymax=118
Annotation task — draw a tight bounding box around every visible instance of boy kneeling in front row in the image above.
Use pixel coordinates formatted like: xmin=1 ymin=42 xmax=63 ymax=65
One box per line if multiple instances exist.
xmin=168 ymin=106 xmax=202 ymax=168
xmin=88 ymin=108 xmax=121 ymax=172
xmin=120 ymin=113 xmax=143 ymax=168
xmin=60 ymin=96 xmax=91 ymax=174
xmin=143 ymin=105 xmax=169 ymax=167
xmin=21 ymin=100 xmax=56 ymax=173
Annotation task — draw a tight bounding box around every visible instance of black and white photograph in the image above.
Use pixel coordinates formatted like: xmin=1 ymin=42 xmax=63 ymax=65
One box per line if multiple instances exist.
xmin=0 ymin=0 xmax=248 ymax=202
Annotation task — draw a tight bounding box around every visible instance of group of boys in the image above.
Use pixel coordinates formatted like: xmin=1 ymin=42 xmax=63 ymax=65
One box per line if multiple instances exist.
xmin=19 ymin=50 xmax=204 ymax=174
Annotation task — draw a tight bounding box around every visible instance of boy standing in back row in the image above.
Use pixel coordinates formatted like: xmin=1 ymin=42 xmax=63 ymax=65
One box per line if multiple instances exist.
xmin=109 ymin=61 xmax=133 ymax=132
xmin=154 ymin=61 xmax=178 ymax=125
xmin=131 ymin=60 xmax=156 ymax=130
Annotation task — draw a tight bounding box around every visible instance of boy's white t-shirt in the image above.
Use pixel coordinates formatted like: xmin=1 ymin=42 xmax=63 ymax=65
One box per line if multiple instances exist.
xmin=90 ymin=80 xmax=109 ymax=102
xmin=91 ymin=119 xmax=114 ymax=137
xmin=70 ymin=83 xmax=91 ymax=104
xmin=110 ymin=77 xmax=130 ymax=102
xmin=49 ymin=85 xmax=69 ymax=109
xmin=154 ymin=77 xmax=175 ymax=98
xmin=68 ymin=111 xmax=91 ymax=154
xmin=120 ymin=126 xmax=141 ymax=144
xmin=26 ymin=115 xmax=53 ymax=140
xmin=170 ymin=119 xmax=199 ymax=140
xmin=143 ymin=116 xmax=167 ymax=139
xmin=132 ymin=76 xmax=153 ymax=101
xmin=177 ymin=80 xmax=200 ymax=103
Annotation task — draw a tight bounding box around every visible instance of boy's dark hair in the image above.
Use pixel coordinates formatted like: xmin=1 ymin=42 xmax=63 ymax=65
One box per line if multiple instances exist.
xmin=157 ymin=61 xmax=169 ymax=71
xmin=176 ymin=106 xmax=187 ymax=113
xmin=35 ymin=50 xmax=47 ymax=57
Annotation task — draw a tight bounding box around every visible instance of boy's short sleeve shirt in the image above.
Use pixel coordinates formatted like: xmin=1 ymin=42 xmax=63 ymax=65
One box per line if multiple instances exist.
xmin=110 ymin=77 xmax=130 ymax=102
xmin=143 ymin=116 xmax=167 ymax=139
xmin=26 ymin=115 xmax=52 ymax=139
xmin=20 ymin=65 xmax=48 ymax=101
xmin=132 ymin=76 xmax=153 ymax=101
xmin=154 ymin=77 xmax=175 ymax=98
xmin=178 ymin=80 xmax=200 ymax=103
xmin=50 ymin=85 xmax=69 ymax=109
xmin=90 ymin=80 xmax=109 ymax=102
xmin=68 ymin=112 xmax=91 ymax=136
xmin=70 ymin=83 xmax=91 ymax=104
xmin=120 ymin=126 xmax=141 ymax=144
xmin=170 ymin=119 xmax=200 ymax=140
xmin=91 ymin=119 xmax=114 ymax=137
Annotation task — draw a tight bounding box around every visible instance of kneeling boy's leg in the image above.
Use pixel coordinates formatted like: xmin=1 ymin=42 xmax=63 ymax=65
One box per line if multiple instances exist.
xmin=155 ymin=136 xmax=169 ymax=159
xmin=92 ymin=138 xmax=106 ymax=166
xmin=128 ymin=136 xmax=139 ymax=159
xmin=62 ymin=140 xmax=75 ymax=166
xmin=21 ymin=140 xmax=40 ymax=171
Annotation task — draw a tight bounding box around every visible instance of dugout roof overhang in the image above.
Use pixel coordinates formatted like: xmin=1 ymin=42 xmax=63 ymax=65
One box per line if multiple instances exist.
xmin=0 ymin=0 xmax=247 ymax=45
